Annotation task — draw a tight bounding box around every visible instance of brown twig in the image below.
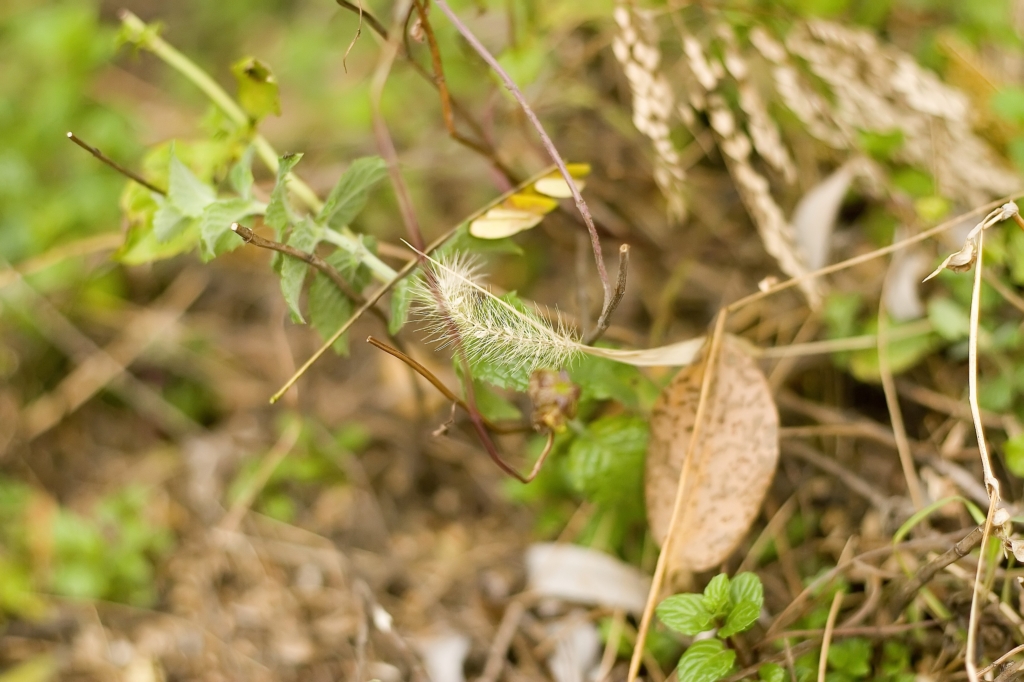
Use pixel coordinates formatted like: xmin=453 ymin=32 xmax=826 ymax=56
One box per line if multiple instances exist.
xmin=367 ymin=333 xmax=555 ymax=483
xmin=336 ymin=0 xmax=388 ymax=40
xmin=433 ymin=0 xmax=623 ymax=330
xmin=231 ymin=224 xmax=362 ymax=300
xmin=365 ymin=336 xmax=530 ymax=435
xmin=231 ymin=223 xmax=394 ymax=330
xmin=66 ymin=132 xmax=166 ymax=195
xmin=888 ymin=525 xmax=985 ymax=617
xmin=585 ymin=244 xmax=629 ymax=344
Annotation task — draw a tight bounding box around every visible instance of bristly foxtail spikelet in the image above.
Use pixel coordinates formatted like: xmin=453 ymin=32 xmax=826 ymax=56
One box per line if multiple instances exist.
xmin=412 ymin=252 xmax=582 ymax=374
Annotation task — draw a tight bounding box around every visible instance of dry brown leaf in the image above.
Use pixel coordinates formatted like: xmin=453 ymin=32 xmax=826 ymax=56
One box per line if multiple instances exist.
xmin=645 ymin=335 xmax=779 ymax=573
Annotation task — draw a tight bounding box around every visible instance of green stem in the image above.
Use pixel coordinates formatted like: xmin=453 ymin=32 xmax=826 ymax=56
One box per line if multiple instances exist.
xmin=119 ymin=10 xmax=322 ymax=213
xmin=322 ymin=229 xmax=398 ymax=281
xmin=119 ymin=10 xmax=399 ymax=284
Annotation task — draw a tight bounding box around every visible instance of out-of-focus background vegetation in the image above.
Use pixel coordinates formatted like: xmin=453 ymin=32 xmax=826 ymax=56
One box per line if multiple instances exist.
xmin=6 ymin=0 xmax=1024 ymax=680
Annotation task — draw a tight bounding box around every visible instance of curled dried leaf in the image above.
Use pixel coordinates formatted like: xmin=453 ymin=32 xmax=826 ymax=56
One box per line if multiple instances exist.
xmin=645 ymin=335 xmax=779 ymax=574
xmin=923 ymin=237 xmax=977 ymax=282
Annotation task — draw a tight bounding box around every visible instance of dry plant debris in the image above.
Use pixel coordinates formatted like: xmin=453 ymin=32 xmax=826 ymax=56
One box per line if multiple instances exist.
xmin=645 ymin=335 xmax=780 ymax=575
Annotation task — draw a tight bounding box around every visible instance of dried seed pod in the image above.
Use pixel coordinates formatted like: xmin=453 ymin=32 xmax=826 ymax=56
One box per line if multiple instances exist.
xmin=528 ymin=369 xmax=580 ymax=433
xmin=645 ymin=335 xmax=779 ymax=573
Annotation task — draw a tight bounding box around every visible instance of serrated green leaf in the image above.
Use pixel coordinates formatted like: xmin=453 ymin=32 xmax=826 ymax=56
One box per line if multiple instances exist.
xmin=729 ymin=572 xmax=764 ymax=609
xmin=167 ymin=151 xmax=216 ymax=217
xmin=566 ymin=415 xmax=647 ymax=513
xmin=656 ymin=593 xmax=714 ymax=636
xmin=702 ymin=574 xmax=731 ymax=617
xmin=308 ymin=251 xmax=355 ymax=355
xmin=568 ymin=352 xmax=657 ymax=411
xmin=229 ymin=146 xmax=256 ymax=199
xmin=758 ymin=662 xmax=785 ymax=682
xmin=676 ymin=639 xmax=736 ymax=682
xmin=473 ymin=380 xmax=523 ymax=422
xmin=389 ymin=276 xmax=416 ymax=335
xmin=117 ymin=214 xmax=198 ymax=264
xmin=266 ymin=152 xmax=304 ymax=239
xmin=718 ymin=600 xmax=759 ymax=638
xmin=318 ymin=156 xmax=387 ymax=229
xmin=152 ymin=197 xmax=189 ymax=242
xmin=231 ymin=56 xmax=280 ymax=121
xmin=279 ymin=218 xmax=324 ymax=322
xmin=198 ymin=198 xmax=262 ymax=261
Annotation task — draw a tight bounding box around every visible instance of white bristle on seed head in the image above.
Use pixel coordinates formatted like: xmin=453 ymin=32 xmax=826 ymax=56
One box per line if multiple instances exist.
xmin=412 ymin=252 xmax=581 ymax=374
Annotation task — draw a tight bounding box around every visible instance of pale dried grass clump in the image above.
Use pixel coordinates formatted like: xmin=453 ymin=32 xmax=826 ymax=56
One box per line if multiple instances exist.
xmin=612 ymin=5 xmax=687 ymax=221
xmin=611 ymin=8 xmax=1020 ymax=305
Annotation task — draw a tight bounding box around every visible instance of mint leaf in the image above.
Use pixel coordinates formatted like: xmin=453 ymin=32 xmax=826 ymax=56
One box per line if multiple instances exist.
xmin=702 ymin=574 xmax=731 ymax=617
xmin=279 ymin=218 xmax=324 ymax=322
xmin=729 ymin=572 xmax=764 ymax=609
xmin=229 ymin=146 xmax=256 ymax=199
xmin=718 ymin=600 xmax=759 ymax=638
xmin=265 ymin=152 xmax=304 ymax=239
xmin=318 ymin=156 xmax=387 ymax=229
xmin=656 ymin=593 xmax=714 ymax=636
xmin=758 ymin=662 xmax=785 ymax=682
xmin=308 ymin=252 xmax=355 ymax=355
xmin=152 ymin=196 xmax=189 ymax=242
xmin=472 ymin=380 xmax=523 ymax=422
xmin=389 ymin=275 xmax=417 ymax=335
xmin=198 ymin=198 xmax=261 ymax=261
xmin=676 ymin=639 xmax=735 ymax=682
xmin=568 ymin=352 xmax=656 ymax=411
xmin=167 ymin=151 xmax=216 ymax=217
xmin=566 ymin=415 xmax=647 ymax=513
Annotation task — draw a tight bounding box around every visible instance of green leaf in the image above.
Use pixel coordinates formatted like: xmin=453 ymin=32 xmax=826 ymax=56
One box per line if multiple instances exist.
xmin=229 ymin=146 xmax=256 ymax=199
xmin=152 ymin=196 xmax=189 ymax=242
xmin=473 ymin=380 xmax=523 ymax=422
xmin=167 ymin=150 xmax=216 ymax=217
xmin=849 ymin=323 xmax=937 ymax=382
xmin=568 ymin=352 xmax=657 ymax=411
xmin=702 ymin=574 xmax=731 ymax=617
xmin=265 ymin=152 xmax=304 ymax=239
xmin=656 ymin=593 xmax=714 ymax=635
xmin=231 ymin=56 xmax=281 ymax=121
xmin=318 ymin=156 xmax=388 ymax=229
xmin=389 ymin=275 xmax=417 ymax=335
xmin=758 ymin=663 xmax=786 ymax=682
xmin=279 ymin=218 xmax=324 ymax=322
xmin=827 ymin=637 xmax=872 ymax=677
xmin=308 ymin=252 xmax=355 ymax=355
xmin=718 ymin=600 xmax=760 ymax=638
xmin=198 ymin=198 xmax=261 ymax=261
xmin=927 ymin=298 xmax=970 ymax=341
xmin=729 ymin=572 xmax=764 ymax=609
xmin=566 ymin=415 xmax=647 ymax=513
xmin=676 ymin=639 xmax=736 ymax=682
xmin=1006 ymin=434 xmax=1024 ymax=477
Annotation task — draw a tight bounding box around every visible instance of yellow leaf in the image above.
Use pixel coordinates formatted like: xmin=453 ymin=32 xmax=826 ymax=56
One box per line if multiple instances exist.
xmin=469 ymin=209 xmax=544 ymax=239
xmin=533 ymin=163 xmax=591 ymax=198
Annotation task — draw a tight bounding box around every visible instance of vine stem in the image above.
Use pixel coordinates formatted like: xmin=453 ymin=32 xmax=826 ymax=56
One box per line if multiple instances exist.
xmin=965 ymin=226 xmax=1000 ymax=682
xmin=118 ymin=10 xmax=397 ymax=284
xmin=432 ymin=0 xmax=621 ymax=337
xmin=626 ymin=310 xmax=728 ymax=682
